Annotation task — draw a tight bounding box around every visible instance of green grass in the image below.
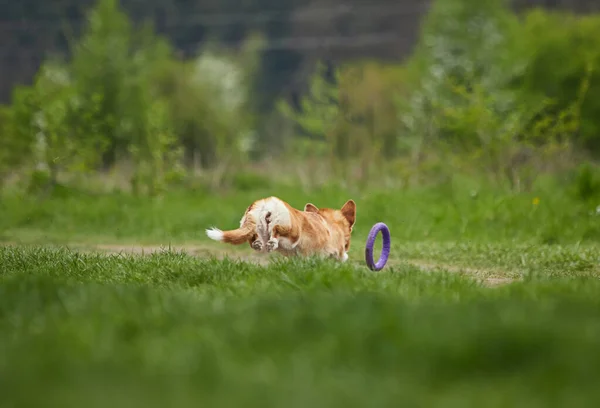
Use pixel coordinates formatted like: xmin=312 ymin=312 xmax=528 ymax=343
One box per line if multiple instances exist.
xmin=394 ymin=241 xmax=600 ymax=280
xmin=1 ymin=247 xmax=600 ymax=407
xmin=1 ymin=179 xmax=600 ymax=407
xmin=1 ymin=179 xmax=599 ymax=246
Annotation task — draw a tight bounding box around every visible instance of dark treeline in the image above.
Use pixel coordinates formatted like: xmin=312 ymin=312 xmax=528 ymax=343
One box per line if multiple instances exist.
xmin=2 ymin=0 xmax=599 ymax=108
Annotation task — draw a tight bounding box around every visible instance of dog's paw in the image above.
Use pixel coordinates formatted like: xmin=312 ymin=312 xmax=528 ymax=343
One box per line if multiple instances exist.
xmin=266 ymin=238 xmax=279 ymax=252
xmin=251 ymin=240 xmax=263 ymax=251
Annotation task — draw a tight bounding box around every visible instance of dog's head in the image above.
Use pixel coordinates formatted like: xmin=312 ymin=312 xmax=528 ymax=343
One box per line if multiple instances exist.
xmin=304 ymin=200 xmax=356 ymax=259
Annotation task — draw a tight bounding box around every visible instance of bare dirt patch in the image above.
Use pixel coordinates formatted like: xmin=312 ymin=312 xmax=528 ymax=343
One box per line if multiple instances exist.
xmin=75 ymin=242 xmax=271 ymax=266
xmin=404 ymin=259 xmax=518 ymax=287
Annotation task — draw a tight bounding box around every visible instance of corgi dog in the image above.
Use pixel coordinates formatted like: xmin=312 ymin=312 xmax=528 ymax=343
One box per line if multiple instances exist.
xmin=205 ymin=196 xmax=356 ymax=262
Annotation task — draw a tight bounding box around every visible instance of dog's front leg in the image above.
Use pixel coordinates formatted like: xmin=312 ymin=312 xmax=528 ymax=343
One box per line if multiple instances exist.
xmin=266 ymin=224 xmax=294 ymax=252
xmin=265 ymin=234 xmax=279 ymax=252
xmin=249 ymin=233 xmax=264 ymax=252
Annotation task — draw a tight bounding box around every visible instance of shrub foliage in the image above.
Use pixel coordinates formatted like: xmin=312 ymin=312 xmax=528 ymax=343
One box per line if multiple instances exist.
xmin=1 ymin=0 xmax=599 ymax=193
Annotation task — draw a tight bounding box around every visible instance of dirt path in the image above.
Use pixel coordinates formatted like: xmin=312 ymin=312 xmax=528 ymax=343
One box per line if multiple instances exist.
xmin=401 ymin=260 xmax=517 ymax=287
xmin=82 ymin=242 xmax=270 ymax=263
xmin=3 ymin=241 xmax=516 ymax=287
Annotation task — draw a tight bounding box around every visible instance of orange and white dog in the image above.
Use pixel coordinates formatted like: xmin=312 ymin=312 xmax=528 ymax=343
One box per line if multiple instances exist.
xmin=205 ymin=196 xmax=356 ymax=262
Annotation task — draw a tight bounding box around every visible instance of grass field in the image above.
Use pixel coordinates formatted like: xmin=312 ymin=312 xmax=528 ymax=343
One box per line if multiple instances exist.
xmin=1 ymin=179 xmax=600 ymax=407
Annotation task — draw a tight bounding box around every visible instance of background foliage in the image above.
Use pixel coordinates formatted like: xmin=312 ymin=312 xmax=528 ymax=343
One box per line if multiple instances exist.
xmin=0 ymin=0 xmax=599 ymax=197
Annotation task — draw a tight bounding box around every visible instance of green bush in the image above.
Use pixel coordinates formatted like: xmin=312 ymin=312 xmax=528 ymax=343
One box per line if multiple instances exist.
xmin=514 ymin=9 xmax=600 ymax=155
xmin=68 ymin=0 xmax=262 ymax=191
xmin=394 ymin=0 xmax=595 ymax=189
xmin=571 ymin=162 xmax=600 ymax=202
xmin=408 ymin=0 xmax=522 ymax=93
xmin=2 ymin=0 xmax=265 ymax=194
xmin=71 ymin=0 xmax=184 ymax=194
xmin=277 ymin=61 xmax=406 ymax=187
xmin=69 ymin=0 xmax=137 ymax=169
xmin=6 ymin=0 xmax=600 ymax=193
xmin=8 ymin=60 xmax=106 ymax=192
xmin=0 ymin=104 xmax=32 ymax=187
xmin=154 ymin=37 xmax=261 ymax=174
xmin=0 ymin=0 xmax=183 ymax=195
xmin=398 ymin=0 xmax=525 ymax=147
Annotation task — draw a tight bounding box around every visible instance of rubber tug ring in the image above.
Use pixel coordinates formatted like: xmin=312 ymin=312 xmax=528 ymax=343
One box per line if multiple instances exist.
xmin=364 ymin=222 xmax=391 ymax=271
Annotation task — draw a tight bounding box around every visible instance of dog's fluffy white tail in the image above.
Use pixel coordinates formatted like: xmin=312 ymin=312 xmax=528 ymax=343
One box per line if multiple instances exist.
xmin=205 ymin=227 xmax=224 ymax=241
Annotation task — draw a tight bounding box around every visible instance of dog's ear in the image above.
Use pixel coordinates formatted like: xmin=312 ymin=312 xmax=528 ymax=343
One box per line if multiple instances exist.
xmin=304 ymin=203 xmax=319 ymax=213
xmin=340 ymin=200 xmax=356 ymax=227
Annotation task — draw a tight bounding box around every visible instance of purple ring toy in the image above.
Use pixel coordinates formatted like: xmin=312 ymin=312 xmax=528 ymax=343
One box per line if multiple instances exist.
xmin=365 ymin=222 xmax=391 ymax=271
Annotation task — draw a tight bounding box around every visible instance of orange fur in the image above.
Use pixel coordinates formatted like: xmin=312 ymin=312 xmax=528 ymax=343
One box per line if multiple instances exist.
xmin=205 ymin=196 xmax=356 ymax=261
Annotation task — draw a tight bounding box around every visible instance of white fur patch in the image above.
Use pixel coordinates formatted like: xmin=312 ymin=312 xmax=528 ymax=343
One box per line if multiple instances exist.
xmin=342 ymin=252 xmax=349 ymax=262
xmin=247 ymin=197 xmax=292 ymax=247
xmin=205 ymin=228 xmax=224 ymax=241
